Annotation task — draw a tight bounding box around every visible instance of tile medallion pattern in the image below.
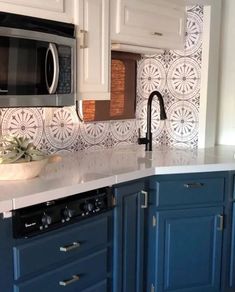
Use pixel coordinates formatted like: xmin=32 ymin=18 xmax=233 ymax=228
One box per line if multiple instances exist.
xmin=0 ymin=6 xmax=203 ymax=153
xmin=111 ymin=120 xmax=136 ymax=141
xmin=2 ymin=108 xmax=43 ymax=146
xmin=136 ymin=100 xmax=165 ymax=138
xmin=80 ymin=122 xmax=110 ymax=145
xmin=137 ymin=58 xmax=166 ymax=98
xmin=44 ymin=107 xmax=79 ymax=149
xmin=166 ymin=101 xmax=199 ymax=142
xmin=167 ymin=58 xmax=201 ymax=100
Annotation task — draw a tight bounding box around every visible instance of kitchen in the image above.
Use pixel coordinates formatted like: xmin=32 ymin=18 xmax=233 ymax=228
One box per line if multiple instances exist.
xmin=0 ymin=0 xmax=235 ymax=292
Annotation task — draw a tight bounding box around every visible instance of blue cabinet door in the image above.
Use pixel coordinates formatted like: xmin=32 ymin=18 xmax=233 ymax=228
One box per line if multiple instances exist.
xmin=113 ymin=181 xmax=145 ymax=292
xmin=147 ymin=207 xmax=223 ymax=292
xmin=0 ymin=218 xmax=14 ymax=292
xmin=229 ymin=202 xmax=235 ymax=289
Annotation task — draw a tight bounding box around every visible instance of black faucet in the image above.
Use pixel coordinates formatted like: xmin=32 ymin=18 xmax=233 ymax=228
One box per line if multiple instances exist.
xmin=138 ymin=90 xmax=167 ymax=151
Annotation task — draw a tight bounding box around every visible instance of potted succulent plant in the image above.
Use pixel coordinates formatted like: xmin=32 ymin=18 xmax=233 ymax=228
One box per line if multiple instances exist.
xmin=0 ymin=136 xmax=49 ymax=180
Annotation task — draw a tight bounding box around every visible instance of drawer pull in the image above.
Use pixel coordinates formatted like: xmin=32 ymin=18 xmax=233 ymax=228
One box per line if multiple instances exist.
xmin=217 ymin=214 xmax=224 ymax=231
xmin=152 ymin=32 xmax=163 ymax=36
xmin=184 ymin=183 xmax=204 ymax=189
xmin=141 ymin=190 xmax=148 ymax=209
xmin=60 ymin=241 xmax=80 ymax=252
xmin=59 ymin=274 xmax=80 ymax=286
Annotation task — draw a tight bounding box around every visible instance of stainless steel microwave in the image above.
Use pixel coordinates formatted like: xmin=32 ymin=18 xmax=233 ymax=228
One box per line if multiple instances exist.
xmin=0 ymin=12 xmax=76 ymax=107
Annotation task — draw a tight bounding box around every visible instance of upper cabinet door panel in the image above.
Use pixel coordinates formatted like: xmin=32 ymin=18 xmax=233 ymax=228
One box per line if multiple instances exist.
xmin=139 ymin=0 xmax=185 ymax=8
xmin=110 ymin=0 xmax=185 ymax=50
xmin=0 ymin=0 xmax=74 ymax=23
xmin=78 ymin=0 xmax=110 ymax=100
xmin=0 ymin=0 xmax=64 ymax=12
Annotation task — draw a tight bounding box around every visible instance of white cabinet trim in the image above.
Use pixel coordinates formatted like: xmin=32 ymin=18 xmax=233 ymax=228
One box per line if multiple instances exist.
xmin=77 ymin=0 xmax=110 ymax=101
xmin=198 ymin=1 xmax=222 ymax=148
xmin=0 ymin=0 xmax=73 ymax=23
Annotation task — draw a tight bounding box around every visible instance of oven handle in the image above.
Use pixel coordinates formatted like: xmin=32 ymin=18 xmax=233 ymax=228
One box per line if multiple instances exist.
xmin=45 ymin=43 xmax=59 ymax=94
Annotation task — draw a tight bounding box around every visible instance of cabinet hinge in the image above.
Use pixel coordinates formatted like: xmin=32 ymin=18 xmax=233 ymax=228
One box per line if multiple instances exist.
xmin=217 ymin=214 xmax=224 ymax=231
xmin=79 ymin=30 xmax=88 ymax=49
xmin=151 ymin=284 xmax=155 ymax=292
xmin=152 ymin=215 xmax=157 ymax=227
xmin=112 ymin=196 xmax=117 ymax=207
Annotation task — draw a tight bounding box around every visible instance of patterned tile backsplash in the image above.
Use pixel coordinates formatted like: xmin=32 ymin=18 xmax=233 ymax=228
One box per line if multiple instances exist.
xmin=0 ymin=5 xmax=203 ymax=154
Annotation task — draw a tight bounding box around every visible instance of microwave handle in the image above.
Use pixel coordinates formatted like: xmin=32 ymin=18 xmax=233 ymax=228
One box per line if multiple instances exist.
xmin=45 ymin=43 xmax=59 ymax=94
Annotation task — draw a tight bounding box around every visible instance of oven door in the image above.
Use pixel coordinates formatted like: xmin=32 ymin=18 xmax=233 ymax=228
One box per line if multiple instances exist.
xmin=0 ymin=28 xmax=75 ymax=107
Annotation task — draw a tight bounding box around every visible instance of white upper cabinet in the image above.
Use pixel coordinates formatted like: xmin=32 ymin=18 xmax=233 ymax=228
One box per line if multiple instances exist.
xmin=78 ymin=0 xmax=110 ymax=100
xmin=0 ymin=0 xmax=74 ymax=23
xmin=110 ymin=0 xmax=186 ymax=53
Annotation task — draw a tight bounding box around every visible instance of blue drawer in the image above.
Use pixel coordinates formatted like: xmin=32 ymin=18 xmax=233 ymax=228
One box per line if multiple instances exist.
xmin=150 ymin=177 xmax=224 ymax=207
xmin=14 ymin=249 xmax=107 ymax=292
xmin=82 ymin=280 xmax=107 ymax=292
xmin=13 ymin=217 xmax=108 ymax=280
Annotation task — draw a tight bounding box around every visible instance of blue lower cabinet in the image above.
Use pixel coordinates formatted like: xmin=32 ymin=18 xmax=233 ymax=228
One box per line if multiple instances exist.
xmin=0 ymin=212 xmax=112 ymax=292
xmin=113 ymin=181 xmax=146 ymax=292
xmin=0 ymin=218 xmax=14 ymax=292
xmin=147 ymin=207 xmax=223 ymax=292
xmin=14 ymin=249 xmax=107 ymax=292
xmin=229 ymin=202 xmax=235 ymax=289
xmin=82 ymin=280 xmax=107 ymax=292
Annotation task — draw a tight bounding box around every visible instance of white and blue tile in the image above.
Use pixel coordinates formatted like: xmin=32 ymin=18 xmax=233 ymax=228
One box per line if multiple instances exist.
xmin=1 ymin=108 xmax=43 ymax=146
xmin=110 ymin=119 xmax=135 ymax=141
xmin=166 ymin=101 xmax=199 ymax=143
xmin=44 ymin=107 xmax=79 ymax=150
xmin=167 ymin=57 xmax=201 ymax=100
xmin=136 ymin=99 xmax=165 ymax=138
xmin=80 ymin=121 xmax=110 ymax=145
xmin=137 ymin=57 xmax=166 ymax=98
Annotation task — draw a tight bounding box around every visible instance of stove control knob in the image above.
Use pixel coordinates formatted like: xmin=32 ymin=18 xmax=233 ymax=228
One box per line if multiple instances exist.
xmin=83 ymin=202 xmax=94 ymax=212
xmin=95 ymin=199 xmax=105 ymax=209
xmin=63 ymin=208 xmax=74 ymax=220
xmin=41 ymin=213 xmax=52 ymax=226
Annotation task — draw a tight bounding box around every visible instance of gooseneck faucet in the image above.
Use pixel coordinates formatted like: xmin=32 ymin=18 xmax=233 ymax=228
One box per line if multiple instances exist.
xmin=138 ymin=91 xmax=167 ymax=151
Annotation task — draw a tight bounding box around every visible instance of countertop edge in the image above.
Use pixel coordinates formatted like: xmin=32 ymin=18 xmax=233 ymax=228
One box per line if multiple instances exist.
xmin=12 ymin=176 xmax=117 ymax=210
xmin=1 ymin=145 xmax=235 ymax=213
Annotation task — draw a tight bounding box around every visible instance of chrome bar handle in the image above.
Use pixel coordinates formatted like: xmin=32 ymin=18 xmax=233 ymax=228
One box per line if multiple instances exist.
xmin=79 ymin=30 xmax=88 ymax=49
xmin=141 ymin=190 xmax=148 ymax=209
xmin=59 ymin=274 xmax=80 ymax=286
xmin=217 ymin=215 xmax=224 ymax=231
xmin=152 ymin=32 xmax=163 ymax=36
xmin=60 ymin=241 xmax=80 ymax=252
xmin=45 ymin=43 xmax=59 ymax=94
xmin=184 ymin=183 xmax=204 ymax=189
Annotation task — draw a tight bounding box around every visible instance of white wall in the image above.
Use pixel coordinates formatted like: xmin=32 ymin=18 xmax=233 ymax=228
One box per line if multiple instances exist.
xmin=217 ymin=0 xmax=235 ymax=145
xmin=198 ymin=1 xmax=222 ymax=148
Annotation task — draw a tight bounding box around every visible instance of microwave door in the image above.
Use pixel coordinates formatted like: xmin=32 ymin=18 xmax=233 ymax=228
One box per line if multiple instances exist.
xmin=0 ymin=31 xmax=75 ymax=107
xmin=0 ymin=38 xmax=9 ymax=94
xmin=0 ymin=36 xmax=49 ymax=96
xmin=45 ymin=43 xmax=59 ymax=94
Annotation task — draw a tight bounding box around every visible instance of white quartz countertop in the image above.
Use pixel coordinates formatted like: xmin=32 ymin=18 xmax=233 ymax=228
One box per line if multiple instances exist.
xmin=1 ymin=145 xmax=235 ymax=213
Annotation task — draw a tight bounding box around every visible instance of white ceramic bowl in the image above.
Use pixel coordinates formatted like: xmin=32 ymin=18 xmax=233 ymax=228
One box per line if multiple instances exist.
xmin=0 ymin=158 xmax=49 ymax=180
